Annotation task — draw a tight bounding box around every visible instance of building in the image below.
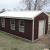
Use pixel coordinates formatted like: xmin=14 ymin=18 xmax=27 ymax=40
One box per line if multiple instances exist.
xmin=0 ymin=11 xmax=48 ymax=42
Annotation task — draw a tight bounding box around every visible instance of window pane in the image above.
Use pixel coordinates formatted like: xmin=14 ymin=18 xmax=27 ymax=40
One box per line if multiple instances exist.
xmin=1 ymin=18 xmax=5 ymax=28
xmin=20 ymin=20 xmax=24 ymax=26
xmin=11 ymin=19 xmax=15 ymax=24
xmin=19 ymin=20 xmax=25 ymax=33
xmin=10 ymin=19 xmax=15 ymax=30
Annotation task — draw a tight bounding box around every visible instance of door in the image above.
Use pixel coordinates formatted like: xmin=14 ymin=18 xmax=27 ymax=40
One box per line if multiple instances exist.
xmin=38 ymin=20 xmax=45 ymax=38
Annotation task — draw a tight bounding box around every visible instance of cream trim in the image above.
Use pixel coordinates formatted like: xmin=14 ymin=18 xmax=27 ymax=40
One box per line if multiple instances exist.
xmin=32 ymin=20 xmax=34 ymax=42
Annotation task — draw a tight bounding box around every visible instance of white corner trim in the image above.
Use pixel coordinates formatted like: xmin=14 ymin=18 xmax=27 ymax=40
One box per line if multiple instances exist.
xmin=32 ymin=20 xmax=34 ymax=42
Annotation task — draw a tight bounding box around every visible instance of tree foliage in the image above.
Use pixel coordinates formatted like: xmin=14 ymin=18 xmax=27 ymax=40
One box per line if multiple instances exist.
xmin=23 ymin=0 xmax=47 ymax=10
xmin=23 ymin=0 xmax=33 ymax=10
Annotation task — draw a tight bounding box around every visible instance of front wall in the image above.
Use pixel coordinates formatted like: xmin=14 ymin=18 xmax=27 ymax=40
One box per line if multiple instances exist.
xmin=34 ymin=13 xmax=48 ymax=40
xmin=0 ymin=18 xmax=32 ymax=40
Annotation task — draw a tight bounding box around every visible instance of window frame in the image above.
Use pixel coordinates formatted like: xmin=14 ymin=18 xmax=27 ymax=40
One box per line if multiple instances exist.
xmin=1 ymin=18 xmax=5 ymax=28
xmin=19 ymin=20 xmax=25 ymax=33
xmin=10 ymin=18 xmax=15 ymax=30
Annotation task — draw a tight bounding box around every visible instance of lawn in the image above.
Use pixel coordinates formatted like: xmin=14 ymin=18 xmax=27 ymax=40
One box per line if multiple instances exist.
xmin=0 ymin=31 xmax=49 ymax=50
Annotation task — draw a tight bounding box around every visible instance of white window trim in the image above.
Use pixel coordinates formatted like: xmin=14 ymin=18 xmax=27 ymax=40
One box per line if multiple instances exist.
xmin=10 ymin=19 xmax=15 ymax=30
xmin=19 ymin=20 xmax=24 ymax=33
xmin=1 ymin=18 xmax=5 ymax=28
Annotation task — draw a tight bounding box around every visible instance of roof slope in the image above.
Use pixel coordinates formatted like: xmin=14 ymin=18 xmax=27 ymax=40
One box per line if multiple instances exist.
xmin=0 ymin=11 xmax=43 ymax=20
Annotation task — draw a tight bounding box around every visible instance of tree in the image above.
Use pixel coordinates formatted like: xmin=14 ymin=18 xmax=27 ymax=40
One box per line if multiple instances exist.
xmin=0 ymin=8 xmax=6 ymax=13
xmin=2 ymin=8 xmax=6 ymax=12
xmin=22 ymin=0 xmax=47 ymax=10
xmin=34 ymin=0 xmax=47 ymax=10
xmin=23 ymin=0 xmax=33 ymax=10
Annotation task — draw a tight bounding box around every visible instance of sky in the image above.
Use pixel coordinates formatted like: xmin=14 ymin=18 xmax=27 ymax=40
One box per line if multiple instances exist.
xmin=42 ymin=0 xmax=50 ymax=12
xmin=0 ymin=0 xmax=22 ymax=10
xmin=0 ymin=0 xmax=50 ymax=12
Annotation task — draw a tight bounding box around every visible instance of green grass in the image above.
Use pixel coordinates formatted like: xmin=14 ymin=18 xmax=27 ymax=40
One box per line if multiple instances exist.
xmin=0 ymin=31 xmax=49 ymax=50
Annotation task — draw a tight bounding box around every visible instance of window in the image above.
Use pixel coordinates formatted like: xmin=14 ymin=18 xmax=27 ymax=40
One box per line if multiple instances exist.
xmin=19 ymin=20 xmax=25 ymax=33
xmin=1 ymin=18 xmax=5 ymax=28
xmin=10 ymin=19 xmax=15 ymax=30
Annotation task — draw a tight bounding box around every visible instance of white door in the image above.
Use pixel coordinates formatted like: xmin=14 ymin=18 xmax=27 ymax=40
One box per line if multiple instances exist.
xmin=38 ymin=20 xmax=45 ymax=38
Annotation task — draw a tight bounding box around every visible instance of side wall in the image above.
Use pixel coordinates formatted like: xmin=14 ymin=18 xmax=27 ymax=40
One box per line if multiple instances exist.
xmin=0 ymin=18 xmax=32 ymax=40
xmin=34 ymin=13 xmax=48 ymax=40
